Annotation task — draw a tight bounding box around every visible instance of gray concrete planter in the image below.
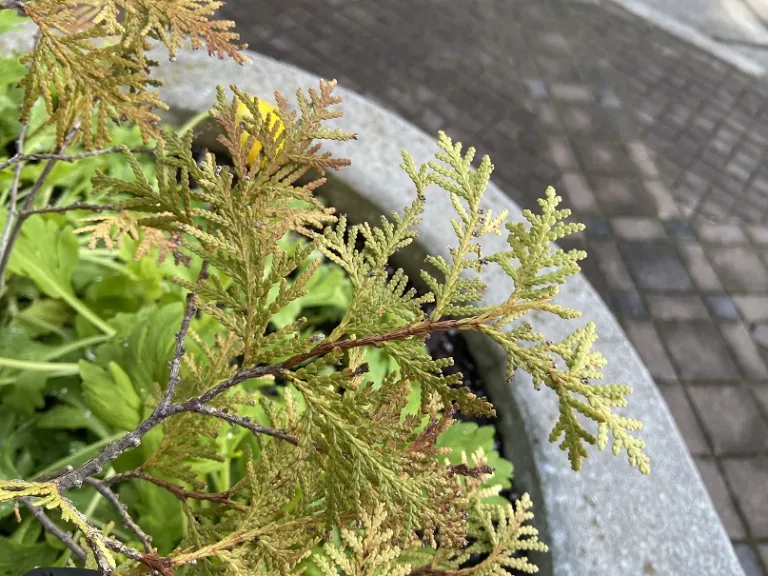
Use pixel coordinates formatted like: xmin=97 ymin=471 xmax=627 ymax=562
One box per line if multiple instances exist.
xmin=1 ymin=30 xmax=745 ymax=576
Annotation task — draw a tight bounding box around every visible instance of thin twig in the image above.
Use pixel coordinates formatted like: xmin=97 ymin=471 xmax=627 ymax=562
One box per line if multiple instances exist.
xmin=103 ymin=538 xmax=175 ymax=576
xmin=104 ymin=471 xmax=246 ymax=511
xmin=161 ymin=262 xmax=209 ymax=409
xmin=20 ymin=496 xmax=87 ymax=561
xmin=0 ymin=124 xmax=28 ymax=272
xmin=0 ymin=146 xmax=155 ymax=171
xmin=170 ymin=400 xmax=299 ymax=445
xmin=83 ymin=478 xmax=154 ymax=553
xmin=20 ymin=202 xmax=116 ymax=216
xmin=0 ymin=124 xmax=80 ymax=287
xmin=198 ymin=316 xmax=481 ymax=404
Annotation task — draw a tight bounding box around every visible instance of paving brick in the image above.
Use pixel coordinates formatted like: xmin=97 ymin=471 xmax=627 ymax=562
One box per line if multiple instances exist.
xmin=642 ymin=179 xmax=682 ymax=220
xmin=679 ymin=244 xmax=725 ymax=292
xmin=706 ymin=246 xmax=768 ymax=292
xmin=625 ymin=140 xmax=659 ymax=179
xmin=560 ymin=172 xmax=599 ymax=213
xmin=754 ymin=388 xmax=768 ymax=414
xmin=647 ymin=296 xmax=710 ymax=321
xmin=658 ymin=322 xmax=739 ymax=381
xmin=720 ymin=323 xmax=768 ymax=380
xmin=704 ymin=295 xmax=741 ymax=320
xmin=591 ymin=177 xmax=657 ymax=216
xmin=754 ymin=324 xmax=768 ymax=351
xmin=524 ymin=78 xmax=549 ymax=100
xmin=734 ymin=544 xmax=767 ymax=576
xmin=689 ymin=386 xmax=768 ymax=454
xmin=664 ymin=220 xmax=697 ymax=242
xmin=548 ymin=136 xmax=577 ymax=170
xmin=573 ymin=142 xmax=635 ymax=176
xmin=723 ymin=457 xmax=768 ymax=538
xmin=580 ymin=216 xmax=613 ymax=238
xmin=695 ymin=223 xmax=749 ymax=245
xmin=760 ymin=545 xmax=768 ymax=572
xmin=610 ymin=217 xmax=667 ymax=241
xmin=619 ymin=243 xmax=694 ymax=292
xmin=746 ymin=225 xmax=768 ymax=246
xmin=589 ymin=241 xmax=634 ymax=290
xmin=661 ymin=388 xmax=710 ymax=456
xmin=550 ymin=82 xmax=594 ymax=102
xmin=693 ymin=458 xmax=746 ymax=539
xmin=609 ymin=291 xmax=647 ymax=318
xmin=733 ymin=296 xmax=768 ymax=323
xmin=621 ymin=319 xmax=677 ymax=381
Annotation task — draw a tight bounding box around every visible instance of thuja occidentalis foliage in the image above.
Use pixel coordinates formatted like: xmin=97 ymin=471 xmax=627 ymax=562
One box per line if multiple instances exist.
xmin=0 ymin=0 xmax=650 ymax=574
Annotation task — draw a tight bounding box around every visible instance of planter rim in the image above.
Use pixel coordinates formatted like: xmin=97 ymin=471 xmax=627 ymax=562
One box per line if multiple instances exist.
xmin=0 ymin=29 xmax=745 ymax=576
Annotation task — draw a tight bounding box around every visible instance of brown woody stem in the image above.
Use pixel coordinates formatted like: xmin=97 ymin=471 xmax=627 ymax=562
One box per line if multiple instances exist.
xmin=104 ymin=471 xmax=246 ymax=511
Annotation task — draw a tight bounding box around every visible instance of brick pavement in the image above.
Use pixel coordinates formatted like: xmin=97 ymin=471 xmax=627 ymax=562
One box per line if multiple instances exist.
xmin=219 ymin=0 xmax=768 ymax=572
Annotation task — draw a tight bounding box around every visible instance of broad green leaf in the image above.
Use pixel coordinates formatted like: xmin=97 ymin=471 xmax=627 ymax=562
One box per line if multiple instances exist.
xmin=0 ymin=537 xmax=60 ymax=576
xmin=11 ymin=299 xmax=72 ymax=339
xmin=7 ymin=215 xmax=79 ymax=299
xmin=3 ymin=213 xmax=113 ymax=335
xmin=89 ymin=303 xmax=183 ymax=400
xmin=37 ymin=404 xmax=112 ymax=438
xmin=80 ymin=360 xmax=142 ymax=430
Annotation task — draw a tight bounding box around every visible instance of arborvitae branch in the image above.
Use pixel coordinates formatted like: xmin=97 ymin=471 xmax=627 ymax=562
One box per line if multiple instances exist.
xmin=20 ymin=202 xmax=117 ymax=216
xmin=0 ymin=124 xmax=80 ymax=287
xmin=104 ymin=471 xmax=246 ymax=511
xmin=0 ymin=147 xmax=156 ymax=171
xmin=20 ymin=496 xmax=88 ymax=562
xmin=83 ymin=478 xmax=154 ymax=553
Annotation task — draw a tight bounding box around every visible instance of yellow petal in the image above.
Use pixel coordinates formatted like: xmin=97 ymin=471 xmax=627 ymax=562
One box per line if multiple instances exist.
xmin=236 ymin=98 xmax=285 ymax=166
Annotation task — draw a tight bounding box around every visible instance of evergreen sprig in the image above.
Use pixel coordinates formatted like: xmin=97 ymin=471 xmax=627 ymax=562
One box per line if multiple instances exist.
xmin=0 ymin=2 xmax=651 ymax=572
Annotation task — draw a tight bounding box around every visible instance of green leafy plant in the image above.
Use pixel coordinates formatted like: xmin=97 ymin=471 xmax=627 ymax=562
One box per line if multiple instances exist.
xmin=0 ymin=1 xmax=649 ymax=575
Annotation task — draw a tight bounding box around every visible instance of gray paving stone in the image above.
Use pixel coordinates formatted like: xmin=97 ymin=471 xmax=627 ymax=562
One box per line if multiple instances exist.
xmin=658 ymin=322 xmax=739 ymax=380
xmin=694 ymin=458 xmax=747 ymax=540
xmin=679 ymin=243 xmax=726 ymax=292
xmin=610 ymin=217 xmax=667 ymax=241
xmin=550 ymin=82 xmax=594 ymax=102
xmin=661 ymin=388 xmax=710 ymax=456
xmin=574 ymin=143 xmax=635 ymax=176
xmin=754 ymin=324 xmax=768 ymax=351
xmin=548 ymin=136 xmax=577 ymax=170
xmin=734 ymin=544 xmax=767 ymax=576
xmin=720 ymin=323 xmax=768 ymax=380
xmin=707 ymin=246 xmax=768 ymax=292
xmin=609 ymin=291 xmax=648 ymax=318
xmin=688 ymin=386 xmax=768 ymax=454
xmin=560 ymin=172 xmax=599 ymax=213
xmin=619 ymin=243 xmax=695 ymax=292
xmin=524 ymin=78 xmax=549 ymax=100
xmin=647 ymin=295 xmax=710 ymax=321
xmin=664 ymin=220 xmax=698 ymax=242
xmin=580 ymin=215 xmax=613 ymax=238
xmin=696 ymin=222 xmax=749 ymax=245
xmin=733 ymin=296 xmax=768 ymax=322
xmin=746 ymin=225 xmax=768 ymax=246
xmin=643 ymin=179 xmax=683 ymax=220
xmin=625 ymin=140 xmax=660 ymax=179
xmin=589 ymin=241 xmax=635 ymax=290
xmin=759 ymin=546 xmax=768 ymax=576
xmin=704 ymin=295 xmax=742 ymax=320
xmin=621 ymin=319 xmax=678 ymax=381
xmin=723 ymin=457 xmax=768 ymax=538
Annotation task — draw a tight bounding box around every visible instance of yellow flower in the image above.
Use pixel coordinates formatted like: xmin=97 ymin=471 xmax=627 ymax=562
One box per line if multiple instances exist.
xmin=235 ymin=98 xmax=285 ymax=167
